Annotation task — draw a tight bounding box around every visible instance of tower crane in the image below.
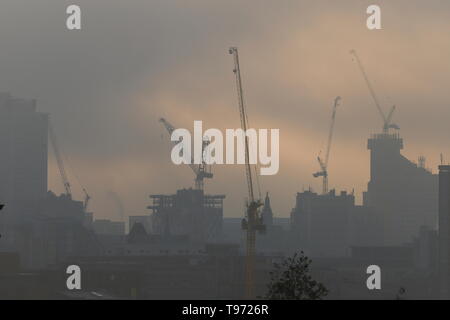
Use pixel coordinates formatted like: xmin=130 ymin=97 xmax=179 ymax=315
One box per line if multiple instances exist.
xmin=229 ymin=47 xmax=265 ymax=299
xmin=159 ymin=117 xmax=213 ymax=191
xmin=350 ymin=49 xmax=399 ymax=134
xmin=48 ymin=121 xmax=72 ymax=198
xmin=313 ymin=96 xmax=341 ymax=195
xmin=49 ymin=120 xmax=91 ymax=211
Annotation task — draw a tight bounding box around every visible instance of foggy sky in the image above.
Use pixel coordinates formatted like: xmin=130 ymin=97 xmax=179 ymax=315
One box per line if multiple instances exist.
xmin=1 ymin=0 xmax=449 ymax=221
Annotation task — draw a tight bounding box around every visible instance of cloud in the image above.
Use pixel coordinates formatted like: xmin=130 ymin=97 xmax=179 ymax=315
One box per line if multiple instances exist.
xmin=2 ymin=0 xmax=450 ymax=219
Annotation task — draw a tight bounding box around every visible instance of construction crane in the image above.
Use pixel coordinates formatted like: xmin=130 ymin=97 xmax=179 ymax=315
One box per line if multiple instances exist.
xmin=350 ymin=49 xmax=399 ymax=133
xmin=49 ymin=120 xmax=92 ymax=211
xmin=313 ymin=96 xmax=341 ymax=195
xmin=48 ymin=121 xmax=72 ymax=198
xmin=229 ymin=46 xmax=265 ymax=299
xmin=159 ymin=117 xmax=213 ymax=191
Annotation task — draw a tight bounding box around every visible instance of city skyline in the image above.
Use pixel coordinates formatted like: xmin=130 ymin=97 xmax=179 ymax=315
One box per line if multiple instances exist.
xmin=0 ymin=0 xmax=449 ymax=221
xmin=0 ymin=0 xmax=449 ymax=301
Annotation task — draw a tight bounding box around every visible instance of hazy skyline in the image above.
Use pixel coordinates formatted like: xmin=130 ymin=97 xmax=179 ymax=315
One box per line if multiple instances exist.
xmin=1 ymin=0 xmax=449 ymax=220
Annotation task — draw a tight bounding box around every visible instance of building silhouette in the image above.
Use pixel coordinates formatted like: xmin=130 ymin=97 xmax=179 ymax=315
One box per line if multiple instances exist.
xmin=290 ymin=189 xmax=353 ymax=257
xmin=438 ymin=165 xmax=450 ymax=298
xmin=0 ymin=93 xmax=99 ymax=269
xmin=261 ymin=192 xmax=273 ymax=228
xmin=148 ymin=188 xmax=225 ymax=243
xmin=0 ymin=93 xmax=48 ymax=228
xmin=364 ymin=133 xmax=438 ymax=245
xmin=257 ymin=192 xmax=287 ymax=253
xmin=129 ymin=215 xmax=152 ymax=234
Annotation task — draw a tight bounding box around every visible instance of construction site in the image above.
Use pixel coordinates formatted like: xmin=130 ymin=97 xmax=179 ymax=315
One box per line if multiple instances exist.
xmin=0 ymin=46 xmax=447 ymax=300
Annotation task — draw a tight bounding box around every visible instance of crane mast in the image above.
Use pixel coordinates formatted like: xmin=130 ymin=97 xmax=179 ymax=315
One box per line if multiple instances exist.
xmin=48 ymin=121 xmax=72 ymax=198
xmin=350 ymin=49 xmax=399 ymax=133
xmin=229 ymin=47 xmax=265 ymax=299
xmin=159 ymin=117 xmax=213 ymax=191
xmin=229 ymin=48 xmax=254 ymax=201
xmin=313 ymin=97 xmax=341 ymax=194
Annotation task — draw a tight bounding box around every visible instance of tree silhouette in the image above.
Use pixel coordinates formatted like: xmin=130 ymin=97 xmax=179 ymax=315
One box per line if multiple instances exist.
xmin=265 ymin=251 xmax=328 ymax=300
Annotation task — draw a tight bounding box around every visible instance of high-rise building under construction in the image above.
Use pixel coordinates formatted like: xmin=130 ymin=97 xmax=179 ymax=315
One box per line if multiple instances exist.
xmin=364 ymin=133 xmax=438 ymax=245
xmin=148 ymin=188 xmax=225 ymax=243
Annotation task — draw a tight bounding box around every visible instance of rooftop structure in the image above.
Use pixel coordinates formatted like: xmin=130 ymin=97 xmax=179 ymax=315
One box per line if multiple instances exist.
xmin=148 ymin=188 xmax=225 ymax=243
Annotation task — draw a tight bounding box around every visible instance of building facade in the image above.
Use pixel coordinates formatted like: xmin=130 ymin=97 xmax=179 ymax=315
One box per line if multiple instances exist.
xmin=290 ymin=189 xmax=354 ymax=258
xmin=438 ymin=165 xmax=450 ymax=298
xmin=364 ymin=133 xmax=438 ymax=245
xmin=148 ymin=188 xmax=225 ymax=243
